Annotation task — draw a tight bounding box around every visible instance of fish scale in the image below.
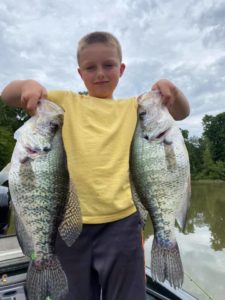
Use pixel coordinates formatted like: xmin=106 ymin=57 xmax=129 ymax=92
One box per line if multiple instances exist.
xmin=131 ymin=91 xmax=191 ymax=289
xmin=9 ymin=99 xmax=82 ymax=300
xmin=133 ymin=135 xmax=181 ymax=240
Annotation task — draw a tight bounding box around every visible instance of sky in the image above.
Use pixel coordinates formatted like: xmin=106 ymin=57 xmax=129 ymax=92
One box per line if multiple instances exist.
xmin=0 ymin=0 xmax=224 ymax=137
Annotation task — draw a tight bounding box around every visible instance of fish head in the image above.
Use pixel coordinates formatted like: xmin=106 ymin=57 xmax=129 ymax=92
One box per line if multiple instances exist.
xmin=137 ymin=91 xmax=174 ymax=143
xmin=14 ymin=100 xmax=64 ymax=162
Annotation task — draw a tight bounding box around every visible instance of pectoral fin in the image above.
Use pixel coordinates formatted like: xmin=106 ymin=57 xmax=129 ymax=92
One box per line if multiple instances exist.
xmin=164 ymin=144 xmax=177 ymax=171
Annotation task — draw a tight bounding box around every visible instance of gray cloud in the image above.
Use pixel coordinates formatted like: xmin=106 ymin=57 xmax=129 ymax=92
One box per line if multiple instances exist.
xmin=0 ymin=0 xmax=224 ymax=137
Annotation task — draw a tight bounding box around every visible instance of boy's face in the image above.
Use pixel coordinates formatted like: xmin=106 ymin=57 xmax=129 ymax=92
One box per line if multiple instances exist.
xmin=78 ymin=43 xmax=125 ymax=99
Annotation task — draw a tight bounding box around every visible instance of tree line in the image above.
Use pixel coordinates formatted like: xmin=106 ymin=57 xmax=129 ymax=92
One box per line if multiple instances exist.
xmin=182 ymin=113 xmax=225 ymax=180
xmin=0 ymin=101 xmax=225 ymax=180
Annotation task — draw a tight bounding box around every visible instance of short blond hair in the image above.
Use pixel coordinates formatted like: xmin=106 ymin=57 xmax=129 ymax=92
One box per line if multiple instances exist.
xmin=77 ymin=31 xmax=122 ymax=65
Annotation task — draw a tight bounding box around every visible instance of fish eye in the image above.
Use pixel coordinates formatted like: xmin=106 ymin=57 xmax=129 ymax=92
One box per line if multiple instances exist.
xmin=139 ymin=111 xmax=146 ymax=120
xmin=49 ymin=121 xmax=59 ymax=132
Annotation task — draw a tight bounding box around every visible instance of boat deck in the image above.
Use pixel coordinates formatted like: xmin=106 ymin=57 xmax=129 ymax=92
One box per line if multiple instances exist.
xmin=0 ymin=236 xmax=197 ymax=300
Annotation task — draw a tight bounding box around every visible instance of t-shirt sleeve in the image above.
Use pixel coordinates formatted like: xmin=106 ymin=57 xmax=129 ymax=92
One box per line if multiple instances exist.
xmin=132 ymin=97 xmax=138 ymax=114
xmin=47 ymin=90 xmax=77 ymax=108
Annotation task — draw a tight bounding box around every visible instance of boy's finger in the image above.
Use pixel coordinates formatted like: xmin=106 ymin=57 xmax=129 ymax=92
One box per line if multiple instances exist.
xmin=41 ymin=88 xmax=48 ymax=99
xmin=21 ymin=97 xmax=38 ymax=115
xmin=151 ymin=83 xmax=159 ymax=91
xmin=156 ymin=85 xmax=171 ymax=105
xmin=27 ymin=98 xmax=39 ymax=114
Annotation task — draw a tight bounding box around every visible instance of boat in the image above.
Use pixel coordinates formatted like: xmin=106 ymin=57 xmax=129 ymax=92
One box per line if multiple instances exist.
xmin=145 ymin=266 xmax=197 ymax=300
xmin=0 ymin=235 xmax=28 ymax=300
xmin=0 ymin=236 xmax=197 ymax=300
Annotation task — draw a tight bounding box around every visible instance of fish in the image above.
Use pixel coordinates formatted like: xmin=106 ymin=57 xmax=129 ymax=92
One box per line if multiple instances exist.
xmin=130 ymin=91 xmax=191 ymax=289
xmin=8 ymin=99 xmax=82 ymax=300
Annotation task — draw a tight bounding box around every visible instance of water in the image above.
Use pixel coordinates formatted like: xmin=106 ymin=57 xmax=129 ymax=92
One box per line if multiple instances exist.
xmin=144 ymin=180 xmax=225 ymax=300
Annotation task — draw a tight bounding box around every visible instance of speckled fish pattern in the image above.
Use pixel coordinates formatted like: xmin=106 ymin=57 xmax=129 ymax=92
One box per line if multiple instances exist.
xmin=9 ymin=100 xmax=82 ymax=300
xmin=130 ymin=91 xmax=191 ymax=289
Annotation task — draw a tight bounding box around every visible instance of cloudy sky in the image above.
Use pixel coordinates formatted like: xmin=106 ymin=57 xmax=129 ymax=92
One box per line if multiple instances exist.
xmin=0 ymin=0 xmax=224 ymax=137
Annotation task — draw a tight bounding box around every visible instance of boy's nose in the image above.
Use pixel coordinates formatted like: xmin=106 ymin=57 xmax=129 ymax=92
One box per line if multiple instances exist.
xmin=96 ymin=68 xmax=105 ymax=79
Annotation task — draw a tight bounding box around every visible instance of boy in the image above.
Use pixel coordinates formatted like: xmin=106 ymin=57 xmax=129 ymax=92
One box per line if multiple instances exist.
xmin=1 ymin=31 xmax=190 ymax=300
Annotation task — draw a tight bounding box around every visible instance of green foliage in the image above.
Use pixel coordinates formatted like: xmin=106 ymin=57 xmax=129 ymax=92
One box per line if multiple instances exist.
xmin=185 ymin=137 xmax=204 ymax=178
xmin=0 ymin=101 xmax=28 ymax=169
xmin=0 ymin=101 xmax=28 ymax=130
xmin=181 ymin=129 xmax=189 ymax=140
xmin=78 ymin=91 xmax=88 ymax=95
xmin=183 ymin=113 xmax=225 ymax=180
xmin=0 ymin=127 xmax=15 ymax=170
xmin=202 ymin=112 xmax=225 ymax=163
xmin=194 ymin=139 xmax=225 ymax=180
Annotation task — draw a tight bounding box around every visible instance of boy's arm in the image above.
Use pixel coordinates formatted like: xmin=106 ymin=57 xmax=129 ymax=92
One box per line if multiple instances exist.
xmin=1 ymin=80 xmax=47 ymax=115
xmin=151 ymin=79 xmax=190 ymax=120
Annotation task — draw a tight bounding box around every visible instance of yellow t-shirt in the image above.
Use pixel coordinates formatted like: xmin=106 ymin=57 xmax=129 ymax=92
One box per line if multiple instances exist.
xmin=47 ymin=90 xmax=137 ymax=223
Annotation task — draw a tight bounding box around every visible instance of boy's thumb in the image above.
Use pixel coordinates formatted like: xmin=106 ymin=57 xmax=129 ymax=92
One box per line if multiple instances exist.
xmin=21 ymin=97 xmax=38 ymax=115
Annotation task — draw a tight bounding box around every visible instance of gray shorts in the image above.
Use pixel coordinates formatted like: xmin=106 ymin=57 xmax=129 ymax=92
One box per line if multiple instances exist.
xmin=55 ymin=211 xmax=146 ymax=300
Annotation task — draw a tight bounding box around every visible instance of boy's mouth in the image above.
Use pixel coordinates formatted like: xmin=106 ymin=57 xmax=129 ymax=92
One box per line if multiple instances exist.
xmin=94 ymin=81 xmax=109 ymax=85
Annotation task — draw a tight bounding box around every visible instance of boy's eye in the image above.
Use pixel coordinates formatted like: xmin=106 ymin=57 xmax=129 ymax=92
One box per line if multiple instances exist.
xmin=104 ymin=64 xmax=113 ymax=68
xmin=86 ymin=66 xmax=95 ymax=70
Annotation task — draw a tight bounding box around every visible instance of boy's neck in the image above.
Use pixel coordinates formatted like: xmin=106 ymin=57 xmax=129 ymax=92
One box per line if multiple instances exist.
xmin=88 ymin=92 xmax=114 ymax=100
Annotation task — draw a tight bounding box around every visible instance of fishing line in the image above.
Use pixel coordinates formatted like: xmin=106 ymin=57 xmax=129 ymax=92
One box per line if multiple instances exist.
xmin=184 ymin=271 xmax=215 ymax=300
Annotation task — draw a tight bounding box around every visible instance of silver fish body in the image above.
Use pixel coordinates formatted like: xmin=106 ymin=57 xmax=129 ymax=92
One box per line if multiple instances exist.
xmin=130 ymin=91 xmax=190 ymax=288
xmin=9 ymin=100 xmax=82 ymax=300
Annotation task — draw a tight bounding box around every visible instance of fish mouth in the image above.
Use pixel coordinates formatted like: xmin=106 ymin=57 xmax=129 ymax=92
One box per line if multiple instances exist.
xmin=25 ymin=145 xmax=50 ymax=156
xmin=19 ymin=146 xmax=50 ymax=163
xmin=156 ymin=129 xmax=169 ymax=140
xmin=18 ymin=147 xmax=39 ymax=164
xmin=144 ymin=128 xmax=170 ymax=142
xmin=156 ymin=128 xmax=173 ymax=145
xmin=25 ymin=147 xmax=39 ymax=155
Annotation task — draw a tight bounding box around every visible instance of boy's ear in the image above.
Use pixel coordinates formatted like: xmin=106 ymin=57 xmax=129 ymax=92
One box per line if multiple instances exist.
xmin=120 ymin=63 xmax=126 ymax=77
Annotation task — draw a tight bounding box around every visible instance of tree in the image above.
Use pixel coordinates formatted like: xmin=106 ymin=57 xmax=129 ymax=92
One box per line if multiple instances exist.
xmin=0 ymin=101 xmax=28 ymax=169
xmin=195 ymin=138 xmax=225 ymax=180
xmin=202 ymin=113 xmax=225 ymax=163
xmin=182 ymin=132 xmax=204 ymax=179
xmin=189 ymin=140 xmax=202 ymax=177
xmin=0 ymin=127 xmax=15 ymax=170
xmin=0 ymin=101 xmax=28 ymax=131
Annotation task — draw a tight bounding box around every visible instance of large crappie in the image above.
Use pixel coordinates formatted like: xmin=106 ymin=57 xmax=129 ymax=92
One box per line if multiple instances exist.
xmin=130 ymin=91 xmax=190 ymax=288
xmin=8 ymin=99 xmax=82 ymax=300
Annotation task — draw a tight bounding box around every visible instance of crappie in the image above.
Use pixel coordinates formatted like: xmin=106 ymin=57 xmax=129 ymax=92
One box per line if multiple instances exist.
xmin=130 ymin=91 xmax=190 ymax=288
xmin=9 ymin=99 xmax=82 ymax=300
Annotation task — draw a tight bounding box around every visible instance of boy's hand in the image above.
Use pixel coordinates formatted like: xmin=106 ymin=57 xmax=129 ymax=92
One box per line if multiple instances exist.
xmin=151 ymin=79 xmax=177 ymax=109
xmin=151 ymin=79 xmax=190 ymax=120
xmin=21 ymin=80 xmax=47 ymax=115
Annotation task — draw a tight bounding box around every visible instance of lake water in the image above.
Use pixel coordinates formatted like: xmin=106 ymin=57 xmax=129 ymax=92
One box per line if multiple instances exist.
xmin=144 ymin=181 xmax=225 ymax=300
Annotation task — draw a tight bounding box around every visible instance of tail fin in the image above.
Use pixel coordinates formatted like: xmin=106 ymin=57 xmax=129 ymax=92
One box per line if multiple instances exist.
xmin=151 ymin=237 xmax=183 ymax=289
xmin=26 ymin=256 xmax=68 ymax=300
